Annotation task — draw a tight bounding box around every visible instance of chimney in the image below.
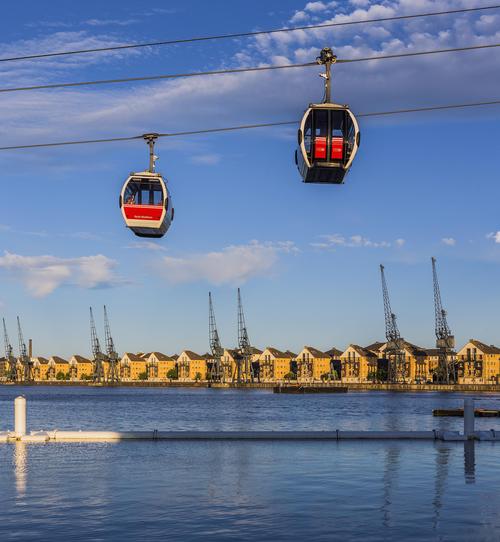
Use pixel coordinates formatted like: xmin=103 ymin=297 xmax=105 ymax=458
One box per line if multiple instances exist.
xmin=28 ymin=339 xmax=33 ymax=358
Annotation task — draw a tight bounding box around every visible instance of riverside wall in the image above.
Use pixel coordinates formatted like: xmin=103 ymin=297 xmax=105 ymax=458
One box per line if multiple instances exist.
xmin=1 ymin=380 xmax=499 ymax=392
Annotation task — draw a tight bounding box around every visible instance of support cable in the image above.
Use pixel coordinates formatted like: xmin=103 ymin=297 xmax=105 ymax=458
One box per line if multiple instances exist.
xmin=0 ymin=4 xmax=498 ymax=63
xmin=0 ymin=99 xmax=498 ymax=151
xmin=0 ymin=43 xmax=498 ymax=94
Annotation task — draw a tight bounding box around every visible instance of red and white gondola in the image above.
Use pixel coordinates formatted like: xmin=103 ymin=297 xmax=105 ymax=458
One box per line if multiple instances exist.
xmin=119 ymin=134 xmax=174 ymax=238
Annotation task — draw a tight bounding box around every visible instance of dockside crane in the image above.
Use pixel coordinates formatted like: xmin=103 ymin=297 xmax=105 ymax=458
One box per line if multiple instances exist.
xmin=431 ymin=257 xmax=456 ymax=383
xmin=90 ymin=307 xmax=105 ymax=382
xmin=104 ymin=305 xmax=120 ymax=383
xmin=380 ymin=265 xmax=407 ymax=383
xmin=208 ymin=292 xmax=224 ymax=382
xmin=17 ymin=316 xmax=33 ymax=382
xmin=3 ymin=318 xmax=17 ymax=381
xmin=236 ymin=288 xmax=254 ymax=383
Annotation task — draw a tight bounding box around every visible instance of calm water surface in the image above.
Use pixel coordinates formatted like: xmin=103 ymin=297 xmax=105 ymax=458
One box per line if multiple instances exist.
xmin=0 ymin=387 xmax=498 ymax=541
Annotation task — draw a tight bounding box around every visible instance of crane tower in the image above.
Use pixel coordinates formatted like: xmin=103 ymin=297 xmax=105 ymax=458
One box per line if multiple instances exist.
xmin=207 ymin=292 xmax=224 ymax=382
xmin=3 ymin=319 xmax=17 ymax=381
xmin=380 ymin=265 xmax=407 ymax=383
xmin=431 ymin=257 xmax=456 ymax=383
xmin=90 ymin=307 xmax=106 ymax=383
xmin=104 ymin=305 xmax=120 ymax=383
xmin=236 ymin=288 xmax=254 ymax=384
xmin=17 ymin=316 xmax=33 ymax=382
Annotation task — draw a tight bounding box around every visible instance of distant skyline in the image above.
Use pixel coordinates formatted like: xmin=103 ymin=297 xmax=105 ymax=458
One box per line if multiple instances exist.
xmin=0 ymin=0 xmax=499 ymax=357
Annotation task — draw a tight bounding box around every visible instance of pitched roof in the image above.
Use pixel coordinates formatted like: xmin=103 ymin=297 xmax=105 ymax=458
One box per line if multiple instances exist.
xmin=285 ymin=350 xmax=297 ymax=358
xmin=402 ymin=341 xmax=428 ymax=357
xmin=33 ymin=356 xmax=49 ymax=364
xmin=50 ymin=356 xmax=69 ymax=364
xmin=364 ymin=342 xmax=385 ymax=354
xmin=250 ymin=347 xmax=263 ymax=355
xmin=265 ymin=347 xmax=293 ymax=359
xmin=325 ymin=347 xmax=343 ymax=358
xmin=469 ymin=340 xmax=500 ymax=355
xmin=122 ymin=352 xmax=146 ymax=362
xmin=344 ymin=344 xmax=377 ymax=358
xmin=148 ymin=352 xmax=174 ymax=361
xmin=72 ymin=355 xmax=92 ymax=363
xmin=181 ymin=350 xmax=204 ymax=360
xmin=303 ymin=346 xmax=328 ymax=358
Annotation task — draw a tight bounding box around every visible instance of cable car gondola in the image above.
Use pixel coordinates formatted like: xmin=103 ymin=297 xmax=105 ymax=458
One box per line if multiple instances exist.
xmin=119 ymin=134 xmax=174 ymax=238
xmin=296 ymin=48 xmax=360 ymax=184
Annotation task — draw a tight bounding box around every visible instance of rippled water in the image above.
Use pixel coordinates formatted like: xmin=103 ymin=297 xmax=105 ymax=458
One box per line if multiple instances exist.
xmin=0 ymin=387 xmax=499 ymax=541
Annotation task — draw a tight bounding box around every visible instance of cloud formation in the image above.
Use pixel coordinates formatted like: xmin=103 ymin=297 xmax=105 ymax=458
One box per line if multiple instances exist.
xmin=0 ymin=251 xmax=121 ymax=297
xmin=441 ymin=237 xmax=456 ymax=246
xmin=487 ymin=231 xmax=500 ymax=244
xmin=157 ymin=240 xmax=297 ymax=285
xmin=311 ymin=233 xmax=399 ymax=249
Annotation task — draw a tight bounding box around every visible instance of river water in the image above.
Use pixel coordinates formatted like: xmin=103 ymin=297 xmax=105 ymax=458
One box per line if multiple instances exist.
xmin=0 ymin=387 xmax=499 ymax=541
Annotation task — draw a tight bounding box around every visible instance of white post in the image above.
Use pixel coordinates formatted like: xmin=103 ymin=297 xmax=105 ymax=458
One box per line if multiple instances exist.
xmin=14 ymin=396 xmax=27 ymax=438
xmin=464 ymin=398 xmax=475 ymax=439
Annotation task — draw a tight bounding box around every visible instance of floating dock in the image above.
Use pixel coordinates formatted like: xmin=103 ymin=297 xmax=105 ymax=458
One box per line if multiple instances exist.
xmin=1 ymin=397 xmax=499 ymax=443
xmin=433 ymin=408 xmax=500 ymax=417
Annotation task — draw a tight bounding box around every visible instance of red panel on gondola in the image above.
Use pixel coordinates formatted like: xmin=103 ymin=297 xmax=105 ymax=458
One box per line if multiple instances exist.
xmin=314 ymin=136 xmax=327 ymax=159
xmin=331 ymin=137 xmax=344 ymax=160
xmin=123 ymin=205 xmax=163 ymax=221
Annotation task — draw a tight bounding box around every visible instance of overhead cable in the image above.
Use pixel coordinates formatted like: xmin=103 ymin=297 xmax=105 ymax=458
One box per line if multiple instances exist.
xmin=0 ymin=99 xmax=498 ymax=151
xmin=0 ymin=43 xmax=498 ymax=94
xmin=0 ymin=4 xmax=498 ymax=63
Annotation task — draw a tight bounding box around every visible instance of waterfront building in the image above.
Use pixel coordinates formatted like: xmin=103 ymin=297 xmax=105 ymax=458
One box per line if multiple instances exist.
xmin=48 ymin=356 xmax=70 ymax=380
xmin=177 ymin=351 xmax=207 ymax=381
xmin=221 ymin=348 xmax=238 ymax=382
xmin=340 ymin=345 xmax=378 ymax=383
xmin=296 ymin=346 xmax=331 ymax=382
xmin=259 ymin=348 xmax=294 ymax=382
xmin=456 ymin=340 xmax=500 ymax=384
xmin=32 ymin=357 xmax=49 ymax=380
xmin=120 ymin=353 xmax=148 ymax=381
xmin=69 ymin=355 xmax=93 ymax=380
xmin=144 ymin=352 xmax=176 ymax=380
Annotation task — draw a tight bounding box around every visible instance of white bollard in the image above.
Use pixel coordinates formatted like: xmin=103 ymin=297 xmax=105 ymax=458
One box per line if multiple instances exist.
xmin=464 ymin=398 xmax=475 ymax=439
xmin=14 ymin=396 xmax=27 ymax=438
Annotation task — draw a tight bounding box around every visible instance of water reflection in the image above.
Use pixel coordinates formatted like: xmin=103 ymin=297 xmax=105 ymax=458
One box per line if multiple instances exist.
xmin=381 ymin=445 xmax=400 ymax=528
xmin=433 ymin=445 xmax=451 ymax=530
xmin=13 ymin=441 xmax=27 ymax=496
xmin=464 ymin=440 xmax=476 ymax=484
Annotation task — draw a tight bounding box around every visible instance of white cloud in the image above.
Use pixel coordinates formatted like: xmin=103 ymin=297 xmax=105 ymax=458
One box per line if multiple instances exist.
xmin=84 ymin=18 xmax=140 ymax=27
xmin=311 ymin=233 xmax=394 ymax=249
xmin=395 ymin=238 xmax=405 ymax=247
xmin=305 ymin=2 xmax=328 ymax=12
xmin=190 ymin=153 xmax=222 ymax=165
xmin=349 ymin=0 xmax=370 ymax=6
xmin=441 ymin=237 xmax=456 ymax=246
xmin=0 ymin=252 xmax=121 ymax=297
xmin=290 ymin=11 xmax=310 ymax=23
xmin=486 ymin=232 xmax=500 ymax=244
xmin=125 ymin=241 xmax=167 ymax=251
xmin=157 ymin=240 xmax=297 ymax=285
xmin=0 ymin=0 xmax=498 ymax=156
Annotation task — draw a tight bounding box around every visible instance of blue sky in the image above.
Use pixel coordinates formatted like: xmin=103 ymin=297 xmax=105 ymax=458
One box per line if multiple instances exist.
xmin=0 ymin=0 xmax=499 ymax=358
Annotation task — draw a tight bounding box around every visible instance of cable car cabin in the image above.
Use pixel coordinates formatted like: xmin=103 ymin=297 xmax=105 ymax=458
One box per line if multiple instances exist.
xmin=296 ymin=103 xmax=360 ymax=184
xmin=119 ymin=172 xmax=173 ymax=238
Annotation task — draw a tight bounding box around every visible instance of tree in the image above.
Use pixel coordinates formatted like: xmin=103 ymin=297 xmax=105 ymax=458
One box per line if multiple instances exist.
xmin=167 ymin=367 xmax=178 ymax=381
xmin=56 ymin=371 xmax=66 ymax=381
xmin=138 ymin=371 xmax=148 ymax=381
xmin=284 ymin=372 xmax=296 ymax=381
xmin=194 ymin=372 xmax=202 ymax=382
